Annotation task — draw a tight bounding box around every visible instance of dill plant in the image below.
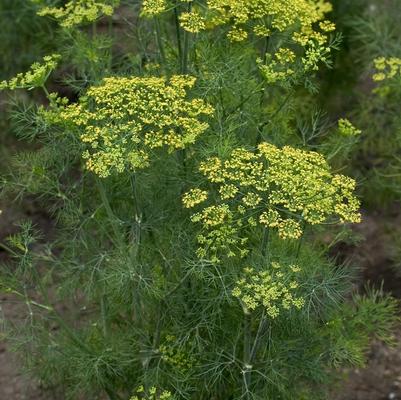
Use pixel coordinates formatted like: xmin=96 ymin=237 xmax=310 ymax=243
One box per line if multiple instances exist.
xmin=0 ymin=1 xmax=398 ymax=400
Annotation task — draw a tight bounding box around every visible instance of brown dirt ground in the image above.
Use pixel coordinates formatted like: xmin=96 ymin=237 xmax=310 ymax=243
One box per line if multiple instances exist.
xmin=0 ymin=196 xmax=56 ymax=400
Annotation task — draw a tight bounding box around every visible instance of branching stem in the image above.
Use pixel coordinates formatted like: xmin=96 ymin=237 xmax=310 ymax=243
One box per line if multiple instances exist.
xmin=154 ymin=17 xmax=166 ymax=66
xmin=243 ymin=310 xmax=252 ymax=399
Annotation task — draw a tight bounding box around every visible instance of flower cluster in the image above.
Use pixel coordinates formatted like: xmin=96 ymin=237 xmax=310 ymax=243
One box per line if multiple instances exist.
xmin=184 ymin=143 xmax=361 ymax=262
xmin=257 ymin=49 xmax=297 ymax=84
xmin=258 ymin=32 xmax=334 ymax=84
xmin=179 ymin=10 xmax=206 ymax=33
xmin=338 ymin=118 xmax=361 ymax=137
xmin=202 ymin=0 xmax=334 ymax=43
xmin=0 ymin=54 xmax=61 ymax=91
xmin=43 ymin=75 xmax=213 ymax=177
xmin=182 ymin=189 xmax=209 ymax=208
xmin=130 ymin=386 xmax=173 ymax=400
xmin=159 ymin=335 xmax=194 ymax=372
xmin=137 ymin=0 xmax=335 ymax=80
xmin=232 ymin=263 xmax=304 ymax=318
xmin=140 ymin=0 xmax=167 ymax=18
xmin=35 ymin=0 xmax=119 ymax=28
xmin=373 ymin=57 xmax=401 ymax=82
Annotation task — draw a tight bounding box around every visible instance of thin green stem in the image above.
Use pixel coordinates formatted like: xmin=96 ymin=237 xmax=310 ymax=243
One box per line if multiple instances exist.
xmin=174 ymin=1 xmax=183 ymax=66
xmin=296 ymin=221 xmax=307 ymax=259
xmin=181 ymin=2 xmax=192 ymax=74
xmin=129 ymin=174 xmax=142 ymax=259
xmin=243 ymin=310 xmax=252 ymax=399
xmin=255 ymin=36 xmax=270 ymax=145
xmin=107 ymin=15 xmax=114 ymax=72
xmin=92 ymin=21 xmax=97 ymax=37
xmin=261 ymin=227 xmax=269 ymax=258
xmin=262 ymin=36 xmax=270 ymax=63
xmin=96 ymin=179 xmax=121 ymax=241
xmin=101 ymin=294 xmax=108 ymax=338
xmin=41 ymin=85 xmax=51 ymax=102
xmin=130 ymin=174 xmax=141 ymax=221
xmin=0 ymin=242 xmax=18 ymax=256
xmin=256 ymin=91 xmax=292 ymax=145
xmin=154 ymin=17 xmax=166 ymax=66
xmin=250 ymin=311 xmax=267 ymax=361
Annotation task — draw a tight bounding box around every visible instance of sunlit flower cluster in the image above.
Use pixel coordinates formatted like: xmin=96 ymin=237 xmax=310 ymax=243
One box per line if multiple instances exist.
xmin=182 ymin=189 xmax=209 ymax=208
xmin=34 ymin=0 xmax=119 ymax=27
xmin=0 ymin=54 xmax=61 ymax=91
xmin=170 ymin=0 xmax=335 ymax=83
xmin=258 ymin=37 xmax=332 ymax=84
xmin=130 ymin=386 xmax=173 ymax=400
xmin=184 ymin=142 xmax=361 ymax=262
xmin=257 ymin=50 xmax=296 ymax=84
xmin=301 ymin=40 xmax=331 ymax=71
xmin=179 ymin=10 xmax=206 ymax=33
xmin=202 ymin=0 xmax=334 ymax=43
xmin=43 ymin=75 xmax=213 ymax=177
xmin=138 ymin=0 xmax=335 ymax=81
xmin=140 ymin=0 xmax=167 ymax=18
xmin=232 ymin=263 xmax=304 ymax=318
xmin=373 ymin=57 xmax=401 ymax=82
xmin=338 ymin=118 xmax=361 ymax=137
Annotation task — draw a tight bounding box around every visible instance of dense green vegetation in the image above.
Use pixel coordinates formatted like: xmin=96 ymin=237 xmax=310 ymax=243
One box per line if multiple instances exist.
xmin=1 ymin=1 xmax=401 ymax=399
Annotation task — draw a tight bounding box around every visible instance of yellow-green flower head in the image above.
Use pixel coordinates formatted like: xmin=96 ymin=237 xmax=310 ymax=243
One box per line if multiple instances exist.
xmin=141 ymin=0 xmax=167 ymax=18
xmin=179 ymin=10 xmax=206 ymax=33
xmin=180 ymin=0 xmax=334 ymax=43
xmin=258 ymin=41 xmax=332 ymax=86
xmin=338 ymin=118 xmax=361 ymax=137
xmin=43 ymin=75 xmax=213 ymax=178
xmin=177 ymin=0 xmax=335 ymax=83
xmin=35 ymin=0 xmax=119 ymax=27
xmin=373 ymin=57 xmax=401 ymax=82
xmin=184 ymin=142 xmax=361 ymax=262
xmin=0 ymin=54 xmax=61 ymax=91
xmin=130 ymin=386 xmax=173 ymax=400
xmin=159 ymin=335 xmax=194 ymax=373
xmin=232 ymin=263 xmax=304 ymax=318
xmin=183 ymin=189 xmax=208 ymax=208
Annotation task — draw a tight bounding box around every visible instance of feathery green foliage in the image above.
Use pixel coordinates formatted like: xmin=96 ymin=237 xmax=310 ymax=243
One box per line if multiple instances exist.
xmin=0 ymin=1 xmax=398 ymax=400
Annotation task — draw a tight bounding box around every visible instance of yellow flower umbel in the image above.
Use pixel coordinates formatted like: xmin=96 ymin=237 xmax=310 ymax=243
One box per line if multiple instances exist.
xmin=178 ymin=0 xmax=335 ymax=77
xmin=43 ymin=75 xmax=213 ymax=178
xmin=140 ymin=0 xmax=167 ymax=18
xmin=35 ymin=0 xmax=119 ymax=28
xmin=373 ymin=57 xmax=401 ymax=82
xmin=206 ymin=0 xmax=333 ymax=41
xmin=130 ymin=386 xmax=173 ymax=400
xmin=0 ymin=54 xmax=61 ymax=91
xmin=159 ymin=335 xmax=194 ymax=373
xmin=179 ymin=10 xmax=206 ymax=33
xmin=257 ymin=48 xmax=297 ymax=84
xmin=180 ymin=0 xmax=334 ymax=40
xmin=177 ymin=0 xmax=334 ymax=83
xmin=232 ymin=263 xmax=305 ymax=318
xmin=184 ymin=143 xmax=361 ymax=262
xmin=338 ymin=118 xmax=362 ymax=137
